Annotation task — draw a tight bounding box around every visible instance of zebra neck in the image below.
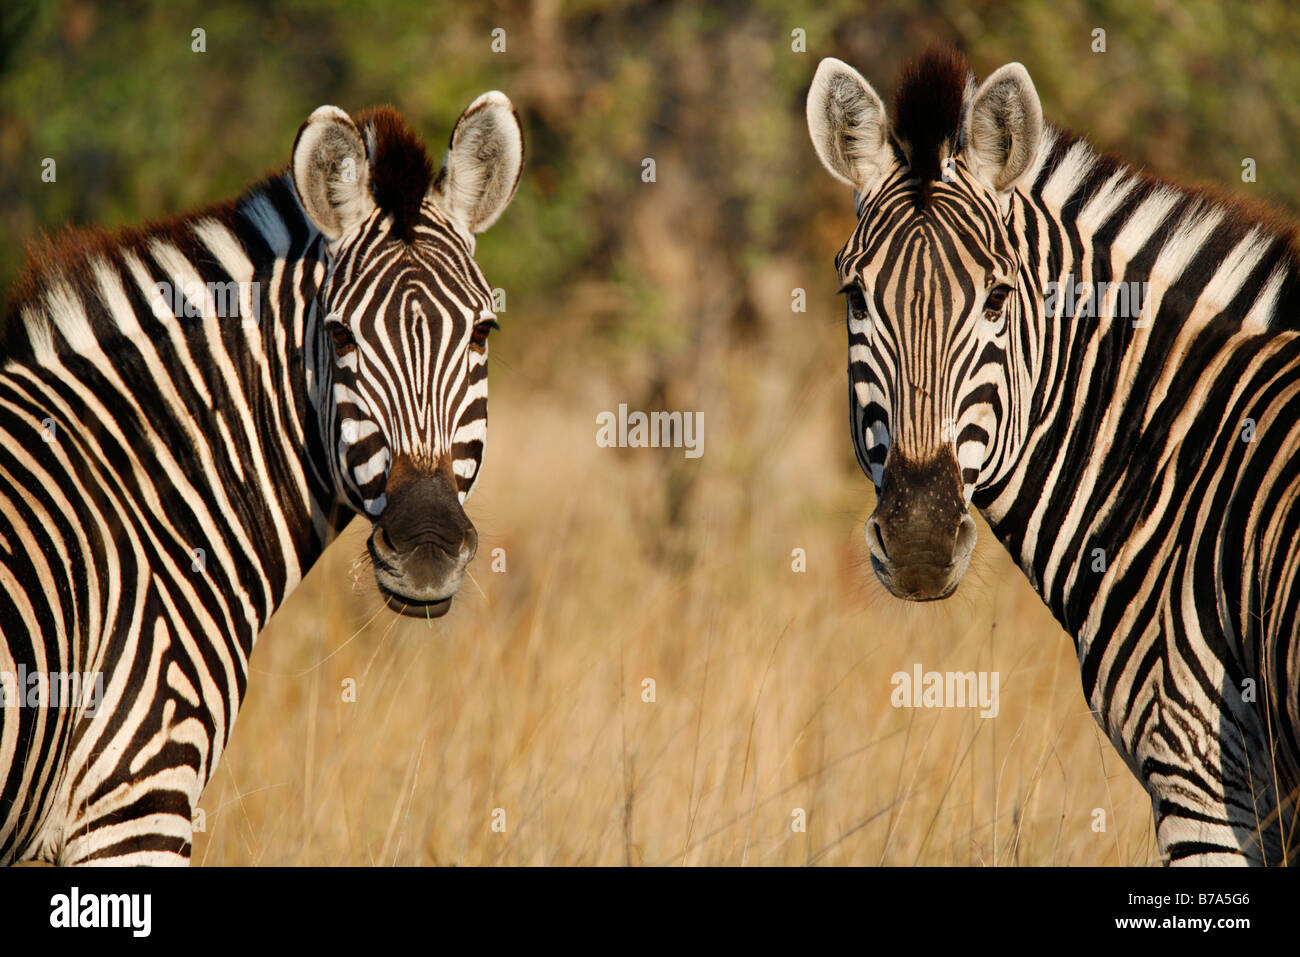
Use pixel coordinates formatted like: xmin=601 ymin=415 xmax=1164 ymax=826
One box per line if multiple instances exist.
xmin=978 ymin=126 xmax=1300 ymax=636
xmin=212 ymin=175 xmax=354 ymax=617
xmin=2 ymin=171 xmax=347 ymax=646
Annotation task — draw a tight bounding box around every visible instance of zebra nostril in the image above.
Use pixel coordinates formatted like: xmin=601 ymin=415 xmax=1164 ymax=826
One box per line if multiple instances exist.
xmin=866 ymin=518 xmax=890 ymax=560
xmin=954 ymin=514 xmax=977 ymax=559
xmin=376 ymin=526 xmax=397 ymax=555
xmin=460 ymin=526 xmax=478 ymax=560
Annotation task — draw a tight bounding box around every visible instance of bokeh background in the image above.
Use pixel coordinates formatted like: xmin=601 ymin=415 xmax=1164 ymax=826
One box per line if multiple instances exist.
xmin=3 ymin=0 xmax=1299 ymax=864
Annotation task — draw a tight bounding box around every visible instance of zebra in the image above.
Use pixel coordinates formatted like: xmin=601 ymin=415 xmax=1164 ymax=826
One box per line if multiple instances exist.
xmin=0 ymin=92 xmax=523 ymax=865
xmin=807 ymin=48 xmax=1300 ymax=865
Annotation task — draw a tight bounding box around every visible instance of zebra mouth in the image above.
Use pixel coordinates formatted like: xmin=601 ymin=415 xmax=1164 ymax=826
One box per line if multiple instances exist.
xmin=869 ymin=555 xmax=962 ymax=602
xmin=379 ymin=588 xmax=454 ymax=619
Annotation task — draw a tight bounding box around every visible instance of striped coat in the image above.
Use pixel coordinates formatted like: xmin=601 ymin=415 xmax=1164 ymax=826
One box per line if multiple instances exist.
xmin=808 ymin=48 xmax=1299 ymax=864
xmin=0 ymin=95 xmax=522 ymax=864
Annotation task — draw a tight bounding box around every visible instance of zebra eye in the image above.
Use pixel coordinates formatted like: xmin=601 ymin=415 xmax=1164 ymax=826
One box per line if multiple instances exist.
xmin=841 ymin=284 xmax=869 ymax=321
xmin=984 ymin=284 xmax=1013 ymax=313
xmin=470 ymin=317 xmax=500 ymax=353
xmin=327 ymin=318 xmax=356 ymax=358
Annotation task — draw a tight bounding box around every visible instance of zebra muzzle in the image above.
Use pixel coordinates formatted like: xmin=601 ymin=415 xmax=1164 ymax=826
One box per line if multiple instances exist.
xmin=368 ymin=456 xmax=478 ymax=618
xmin=865 ymin=452 xmax=977 ymax=601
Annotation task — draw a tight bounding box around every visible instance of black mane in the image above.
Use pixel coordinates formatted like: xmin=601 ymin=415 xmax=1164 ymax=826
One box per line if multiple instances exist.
xmin=892 ymin=47 xmax=973 ymax=203
xmin=359 ymin=106 xmax=435 ymax=244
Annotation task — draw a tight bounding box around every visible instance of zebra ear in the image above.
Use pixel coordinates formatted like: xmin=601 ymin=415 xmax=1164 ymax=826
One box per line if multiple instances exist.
xmin=433 ymin=91 xmax=523 ymax=234
xmin=964 ymin=63 xmax=1043 ymax=192
xmin=806 ymin=57 xmax=891 ymax=192
xmin=292 ymin=106 xmax=376 ymax=241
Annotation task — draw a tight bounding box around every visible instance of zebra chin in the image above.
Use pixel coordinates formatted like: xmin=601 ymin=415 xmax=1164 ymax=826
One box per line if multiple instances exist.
xmin=377 ymin=583 xmax=459 ymax=619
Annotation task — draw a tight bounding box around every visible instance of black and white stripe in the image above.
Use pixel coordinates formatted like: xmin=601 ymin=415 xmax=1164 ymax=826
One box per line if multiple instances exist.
xmin=0 ymin=95 xmax=522 ymax=865
xmin=809 ymin=49 xmax=1300 ymax=864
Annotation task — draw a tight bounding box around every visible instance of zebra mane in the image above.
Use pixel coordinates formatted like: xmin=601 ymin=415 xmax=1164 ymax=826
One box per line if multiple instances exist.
xmin=1030 ymin=125 xmax=1300 ymax=330
xmin=891 ymin=46 xmax=975 ymax=204
xmin=358 ymin=106 xmax=434 ymax=244
xmin=1 ymin=107 xmax=444 ymax=362
xmin=0 ymin=185 xmax=259 ymax=363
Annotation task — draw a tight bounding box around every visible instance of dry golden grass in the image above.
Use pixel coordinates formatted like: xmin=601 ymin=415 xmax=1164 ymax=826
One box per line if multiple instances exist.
xmin=193 ymin=309 xmax=1157 ymax=866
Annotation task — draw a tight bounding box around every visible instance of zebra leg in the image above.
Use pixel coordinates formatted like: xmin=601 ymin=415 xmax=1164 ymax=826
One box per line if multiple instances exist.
xmin=57 ymin=756 xmax=200 ymax=866
xmin=61 ymin=802 xmax=194 ymax=866
xmin=1139 ymin=671 xmax=1284 ymax=866
xmin=56 ymin=615 xmax=212 ymax=866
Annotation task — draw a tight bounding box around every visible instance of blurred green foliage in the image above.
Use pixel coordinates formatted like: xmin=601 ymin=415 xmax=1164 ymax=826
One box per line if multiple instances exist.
xmin=2 ymin=0 xmax=1299 ymax=370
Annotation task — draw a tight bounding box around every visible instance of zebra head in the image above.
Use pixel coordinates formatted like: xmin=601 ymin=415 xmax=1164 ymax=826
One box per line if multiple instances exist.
xmin=807 ymin=50 xmax=1043 ymax=600
xmin=291 ymin=95 xmax=523 ymax=617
